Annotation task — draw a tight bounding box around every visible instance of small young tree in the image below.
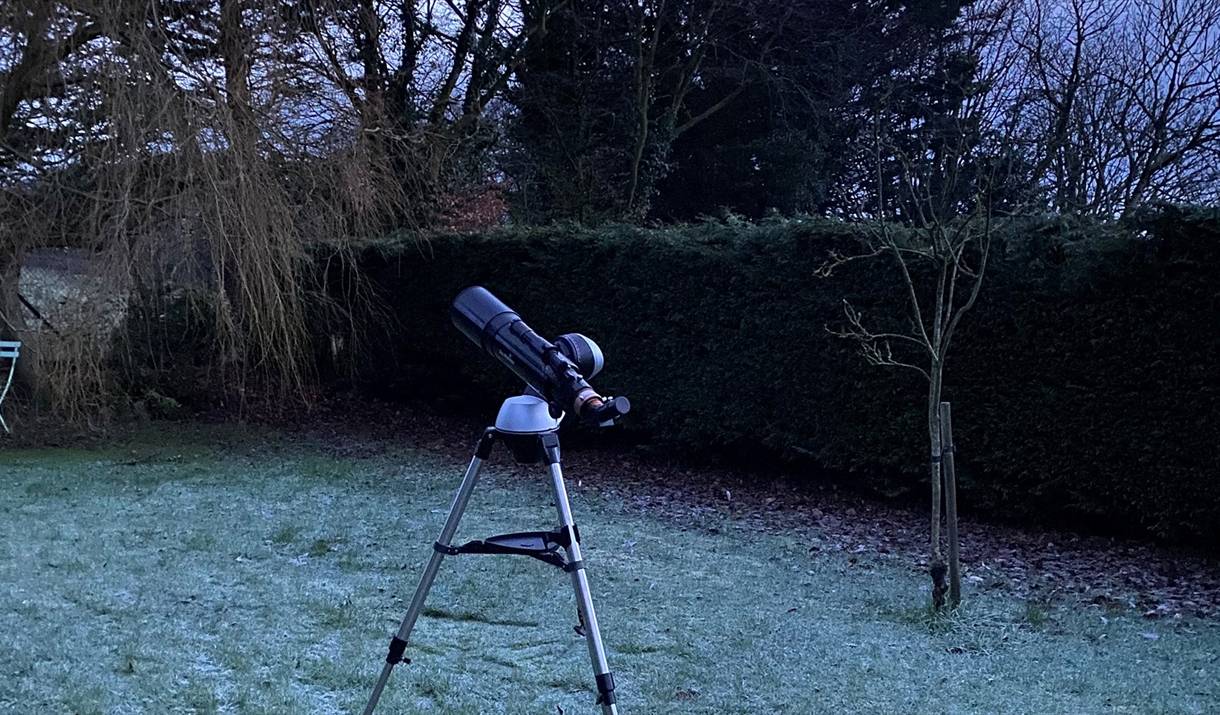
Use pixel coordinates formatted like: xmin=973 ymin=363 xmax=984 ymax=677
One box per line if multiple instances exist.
xmin=820 ymin=1 xmax=1019 ymax=609
xmin=824 ymin=170 xmax=994 ymax=609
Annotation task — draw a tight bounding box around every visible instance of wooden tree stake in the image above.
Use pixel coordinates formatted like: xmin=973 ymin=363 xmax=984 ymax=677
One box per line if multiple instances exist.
xmin=940 ymin=401 xmax=961 ymax=608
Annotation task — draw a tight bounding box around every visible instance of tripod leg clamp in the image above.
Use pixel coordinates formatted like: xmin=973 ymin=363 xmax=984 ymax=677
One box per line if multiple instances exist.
xmin=541 ymin=432 xmax=561 ymax=465
xmin=595 ymin=672 xmax=617 ymax=705
xmin=556 ymin=524 xmax=580 ymax=546
xmin=475 ymin=428 xmax=497 ymax=459
xmin=386 ymin=636 xmax=411 ymax=665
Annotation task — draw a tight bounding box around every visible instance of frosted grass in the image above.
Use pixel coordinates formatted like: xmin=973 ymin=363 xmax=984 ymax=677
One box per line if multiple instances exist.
xmin=1 ymin=427 xmax=1216 ymax=714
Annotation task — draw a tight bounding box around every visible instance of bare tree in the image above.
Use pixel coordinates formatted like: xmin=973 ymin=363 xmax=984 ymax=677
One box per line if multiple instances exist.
xmin=823 ymin=177 xmax=994 ymax=609
xmin=296 ymin=0 xmax=565 ymax=195
xmin=1114 ymin=0 xmax=1220 ymax=210
xmin=821 ymin=1 xmax=1018 ymax=609
xmin=1005 ymin=0 xmax=1220 ymax=214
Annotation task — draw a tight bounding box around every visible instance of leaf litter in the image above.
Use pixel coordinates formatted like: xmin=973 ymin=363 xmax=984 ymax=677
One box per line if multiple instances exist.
xmin=297 ymin=396 xmax=1220 ymax=622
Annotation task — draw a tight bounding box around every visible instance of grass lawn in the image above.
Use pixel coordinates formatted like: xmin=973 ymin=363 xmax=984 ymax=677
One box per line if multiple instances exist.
xmin=1 ymin=424 xmax=1217 ymax=714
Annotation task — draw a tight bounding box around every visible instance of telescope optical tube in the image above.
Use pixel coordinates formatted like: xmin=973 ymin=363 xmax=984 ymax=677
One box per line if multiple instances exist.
xmin=450 ymin=286 xmax=629 ymax=424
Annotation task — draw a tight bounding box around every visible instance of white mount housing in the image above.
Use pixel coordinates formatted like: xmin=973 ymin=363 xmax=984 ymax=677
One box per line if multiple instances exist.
xmin=494 ymin=395 xmax=562 ymax=434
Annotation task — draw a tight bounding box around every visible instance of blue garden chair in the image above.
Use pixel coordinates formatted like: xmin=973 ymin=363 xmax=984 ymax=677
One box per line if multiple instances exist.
xmin=0 ymin=340 xmax=19 ymax=433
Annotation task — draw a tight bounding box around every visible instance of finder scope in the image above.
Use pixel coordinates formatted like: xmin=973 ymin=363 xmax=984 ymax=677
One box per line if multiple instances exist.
xmin=451 ymin=286 xmax=630 ymax=425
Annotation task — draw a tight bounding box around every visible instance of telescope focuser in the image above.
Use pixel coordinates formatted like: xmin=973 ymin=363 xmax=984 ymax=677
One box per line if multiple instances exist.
xmin=541 ymin=344 xmax=630 ymax=424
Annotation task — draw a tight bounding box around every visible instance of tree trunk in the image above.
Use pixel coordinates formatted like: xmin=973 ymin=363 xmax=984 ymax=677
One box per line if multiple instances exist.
xmin=626 ymin=2 xmax=661 ymax=218
xmin=928 ymin=363 xmax=943 ymax=558
xmin=0 ymin=244 xmax=20 ymax=342
xmin=219 ymin=0 xmax=251 ymax=120
xmin=0 ymin=6 xmax=51 ymax=143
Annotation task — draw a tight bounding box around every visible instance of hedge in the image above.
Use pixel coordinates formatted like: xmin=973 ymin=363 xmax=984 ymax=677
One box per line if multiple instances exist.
xmin=948 ymin=208 xmax=1220 ymax=541
xmin=330 ymin=218 xmax=921 ymax=469
xmin=314 ymin=207 xmax=1218 ymax=543
xmin=124 ymin=208 xmax=1220 ymax=543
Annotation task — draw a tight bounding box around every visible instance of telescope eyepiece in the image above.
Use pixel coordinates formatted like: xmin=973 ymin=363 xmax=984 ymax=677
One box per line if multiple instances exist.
xmin=582 ymin=395 xmax=631 ymax=425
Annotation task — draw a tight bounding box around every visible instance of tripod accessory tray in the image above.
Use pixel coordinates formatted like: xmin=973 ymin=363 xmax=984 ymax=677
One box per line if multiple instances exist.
xmin=434 ymin=525 xmax=583 ymax=572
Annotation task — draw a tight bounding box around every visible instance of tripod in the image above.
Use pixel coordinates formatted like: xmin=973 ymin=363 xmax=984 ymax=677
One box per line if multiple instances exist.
xmin=362 ymin=395 xmax=620 ymax=715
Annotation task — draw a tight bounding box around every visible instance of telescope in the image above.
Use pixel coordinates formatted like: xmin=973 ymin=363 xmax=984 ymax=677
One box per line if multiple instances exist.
xmin=361 ymin=288 xmax=628 ymax=715
xmin=451 ymin=286 xmax=630 ymax=426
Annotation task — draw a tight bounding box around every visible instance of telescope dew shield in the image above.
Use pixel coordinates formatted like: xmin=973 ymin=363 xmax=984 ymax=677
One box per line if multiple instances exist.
xmin=555 ymin=333 xmax=604 ymax=378
xmin=452 ymin=286 xmax=553 ymax=394
xmin=450 ymin=286 xmax=629 ymax=424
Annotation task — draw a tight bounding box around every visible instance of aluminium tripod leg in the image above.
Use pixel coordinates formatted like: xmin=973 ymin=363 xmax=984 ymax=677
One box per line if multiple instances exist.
xmin=362 ymin=429 xmax=495 ymax=715
xmin=543 ymin=438 xmax=619 ymax=715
